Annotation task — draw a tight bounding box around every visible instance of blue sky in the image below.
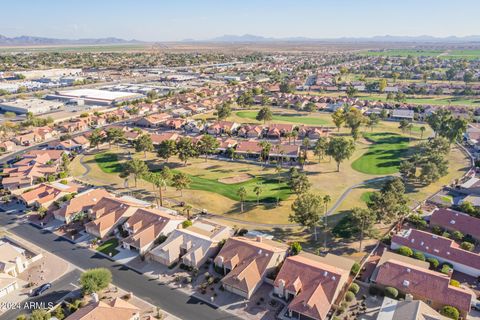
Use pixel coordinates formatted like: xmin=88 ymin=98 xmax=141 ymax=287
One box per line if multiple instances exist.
xmin=2 ymin=0 xmax=479 ymax=41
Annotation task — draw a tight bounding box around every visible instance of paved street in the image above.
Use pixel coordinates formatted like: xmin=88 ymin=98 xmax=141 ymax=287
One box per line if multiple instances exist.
xmin=0 ymin=210 xmax=240 ymax=320
xmin=0 ymin=269 xmax=81 ymax=320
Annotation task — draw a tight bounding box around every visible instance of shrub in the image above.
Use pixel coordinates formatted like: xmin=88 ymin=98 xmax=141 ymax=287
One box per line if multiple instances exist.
xmin=412 ymin=251 xmax=426 ymax=261
xmin=351 ymin=262 xmax=360 ymax=275
xmin=290 ymin=242 xmax=302 ymax=255
xmin=441 ymin=264 xmax=453 ymax=275
xmin=426 ymin=257 xmax=439 ymax=269
xmin=442 ymin=231 xmax=451 ymax=239
xmin=451 ymin=231 xmax=464 ymax=241
xmin=397 ymin=246 xmax=413 ymax=257
xmin=449 ymin=279 xmax=460 ymax=287
xmin=440 ymin=306 xmax=459 ymax=320
xmin=460 ymin=241 xmax=474 ymax=251
xmin=80 ymin=268 xmax=112 ymax=294
xmin=182 ymin=220 xmax=193 ymax=229
xmin=407 ymin=214 xmax=427 ymax=229
xmin=384 ymin=286 xmax=398 ymax=299
xmin=349 ymin=283 xmax=360 ymax=295
xmin=345 ymin=291 xmax=355 ymax=302
xmin=381 ymin=234 xmax=392 ymax=245
xmin=432 ymin=226 xmax=443 ymax=235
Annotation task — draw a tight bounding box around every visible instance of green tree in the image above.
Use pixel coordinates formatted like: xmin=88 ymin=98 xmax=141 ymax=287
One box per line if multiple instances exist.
xmin=80 ymin=268 xmax=112 ymax=294
xmin=105 ymin=127 xmax=126 ymax=149
xmin=146 ymin=172 xmax=168 ymax=207
xmin=216 ymin=102 xmax=232 ymax=120
xmin=253 ymin=184 xmax=263 ymax=205
xmin=289 ymin=173 xmax=311 ymax=195
xmin=304 ymin=102 xmax=317 ymax=113
xmin=197 ymin=134 xmax=219 ymax=162
xmin=331 ymin=108 xmax=345 ymax=132
xmin=290 ymin=192 xmax=323 ymax=241
xmin=378 ymin=79 xmax=387 ymax=93
xmin=313 ymin=136 xmax=328 ymax=161
xmin=345 ymin=108 xmax=365 ymax=140
xmin=236 ymin=186 xmax=247 ymax=212
xmin=172 ymin=172 xmax=191 ymax=197
xmin=368 ymin=177 xmax=409 ymax=223
xmin=419 ymin=126 xmax=426 ymax=139
xmin=88 ymin=128 xmax=104 ymax=150
xmin=256 ymin=106 xmax=273 ymax=123
xmin=326 ymin=137 xmax=356 ymax=172
xmin=290 ymin=242 xmax=302 ymax=255
xmin=157 ymin=140 xmax=177 ymax=162
xmin=123 ymin=158 xmax=148 ymax=187
xmin=134 ymin=134 xmax=154 ymax=158
xmin=346 ymin=85 xmax=358 ymax=98
xmin=176 ymin=137 xmax=198 ymax=165
xmin=258 ymin=141 xmax=272 ymax=164
xmin=351 ymin=207 xmax=376 ymax=251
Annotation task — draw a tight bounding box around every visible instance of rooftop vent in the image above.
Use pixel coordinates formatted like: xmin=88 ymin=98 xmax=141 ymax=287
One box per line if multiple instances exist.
xmin=450 ymin=220 xmax=456 ymax=225
xmin=403 ymin=280 xmax=410 ymax=287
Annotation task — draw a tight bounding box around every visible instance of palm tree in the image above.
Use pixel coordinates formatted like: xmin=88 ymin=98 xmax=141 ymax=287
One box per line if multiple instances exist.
xmin=420 ymin=126 xmax=426 ymax=139
xmin=291 ymin=130 xmax=298 ymax=145
xmin=147 ymin=172 xmax=167 ymax=207
xmin=237 ymin=187 xmax=247 ymax=212
xmin=323 ymin=195 xmax=332 ymax=250
xmin=275 ymin=166 xmax=283 ymax=183
xmin=253 ymin=185 xmax=263 ymax=205
xmin=123 ymin=159 xmax=148 ymax=188
xmin=183 ymin=204 xmax=193 ymax=220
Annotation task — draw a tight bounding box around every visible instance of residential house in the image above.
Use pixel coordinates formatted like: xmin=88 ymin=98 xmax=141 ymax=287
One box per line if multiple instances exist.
xmin=135 ymin=113 xmax=171 ymax=128
xmin=19 ymin=182 xmax=78 ymax=209
xmin=85 ymin=196 xmax=149 ymax=239
xmin=429 ymin=208 xmax=480 ymax=242
xmin=206 ymin=121 xmax=240 ymax=136
xmin=121 ymin=207 xmax=185 ymax=254
xmin=148 ymin=219 xmax=233 ymax=268
xmin=390 ymin=109 xmax=414 ymax=121
xmin=266 ymin=123 xmax=294 ymax=139
xmin=2 ymin=163 xmax=58 ymax=191
xmin=0 ymin=241 xmax=29 ymax=277
xmin=0 ymin=141 xmax=15 ymax=152
xmin=391 ymin=228 xmax=480 ymax=277
xmin=370 ymin=249 xmax=430 ymax=283
xmin=0 ymin=273 xmax=18 ymax=298
xmin=214 ymin=236 xmax=288 ymax=299
xmin=65 ymin=297 xmax=140 ymax=320
xmin=374 ymin=259 xmax=472 ymax=318
xmin=53 ymin=188 xmax=111 ymax=223
xmin=150 ymin=132 xmax=179 ymax=145
xmin=237 ymin=125 xmax=264 ymax=138
xmin=234 ymin=140 xmax=263 ymax=159
xmin=376 ymin=297 xmax=449 ymax=320
xmin=165 ymin=118 xmax=187 ymax=130
xmin=273 ymin=253 xmax=354 ymax=320
xmin=59 ymin=119 xmax=89 ymax=133
xmin=298 ymin=126 xmax=329 ymax=140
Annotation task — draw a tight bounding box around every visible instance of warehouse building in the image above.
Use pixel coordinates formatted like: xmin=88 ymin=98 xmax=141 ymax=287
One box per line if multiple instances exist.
xmin=0 ymin=99 xmax=63 ymax=115
xmin=46 ymin=89 xmax=144 ymax=106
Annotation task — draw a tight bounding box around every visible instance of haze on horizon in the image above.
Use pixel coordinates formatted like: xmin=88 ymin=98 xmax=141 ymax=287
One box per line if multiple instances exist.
xmin=2 ymin=0 xmax=479 ymax=42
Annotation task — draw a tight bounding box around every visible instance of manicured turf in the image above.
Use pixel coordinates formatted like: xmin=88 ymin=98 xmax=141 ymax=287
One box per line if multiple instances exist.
xmin=173 ymin=169 xmax=291 ymax=203
xmin=360 ymin=191 xmax=374 ymax=203
xmin=235 ymin=111 xmax=329 ymax=125
xmin=94 ymin=152 xmax=122 ymax=173
xmin=96 ymin=238 xmax=119 ymax=256
xmin=358 ymin=94 xmax=480 ymax=107
xmin=351 ymin=132 xmax=410 ymax=175
xmin=361 ymin=49 xmax=480 ymax=60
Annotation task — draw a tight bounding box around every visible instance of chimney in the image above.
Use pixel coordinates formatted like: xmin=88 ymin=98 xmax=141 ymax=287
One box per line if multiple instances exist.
xmin=91 ymin=292 xmax=99 ymax=303
xmin=256 ymin=236 xmax=262 ymax=243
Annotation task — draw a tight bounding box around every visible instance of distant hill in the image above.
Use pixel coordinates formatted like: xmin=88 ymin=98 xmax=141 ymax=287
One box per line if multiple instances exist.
xmin=0 ymin=35 xmax=143 ymax=46
xmin=199 ymin=34 xmax=480 ymax=43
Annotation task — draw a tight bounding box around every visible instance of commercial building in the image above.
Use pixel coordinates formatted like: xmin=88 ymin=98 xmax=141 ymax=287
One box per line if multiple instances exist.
xmin=0 ymin=98 xmax=63 ymax=115
xmin=46 ymin=89 xmax=144 ymax=106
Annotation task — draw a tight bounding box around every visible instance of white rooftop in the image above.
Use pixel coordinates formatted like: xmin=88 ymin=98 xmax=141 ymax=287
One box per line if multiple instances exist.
xmin=56 ymin=89 xmax=140 ymax=101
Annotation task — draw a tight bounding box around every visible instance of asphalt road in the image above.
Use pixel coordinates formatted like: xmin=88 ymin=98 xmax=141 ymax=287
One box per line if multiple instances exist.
xmin=0 ymin=269 xmax=81 ymax=320
xmin=0 ymin=211 xmax=240 ymax=320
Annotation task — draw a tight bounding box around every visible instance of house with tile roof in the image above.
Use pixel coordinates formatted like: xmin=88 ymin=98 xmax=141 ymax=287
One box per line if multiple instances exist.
xmin=19 ymin=182 xmax=78 ymax=209
xmin=273 ymin=252 xmax=354 ymax=320
xmin=266 ymin=123 xmax=295 ymax=139
xmin=370 ymin=248 xmax=430 ymax=283
xmin=2 ymin=162 xmax=58 ymax=191
xmin=148 ymin=219 xmax=233 ymax=268
xmin=0 ymin=272 xmax=18 ymax=298
xmin=85 ymin=196 xmax=149 ymax=239
xmin=53 ymin=188 xmax=111 ymax=223
xmin=373 ymin=259 xmax=473 ymax=318
xmin=121 ymin=207 xmax=185 ymax=254
xmin=214 ymin=236 xmax=288 ymax=299
xmin=391 ymin=228 xmax=480 ymax=277
xmin=376 ymin=297 xmax=449 ymax=320
xmin=206 ymin=121 xmax=240 ymax=136
xmin=65 ymin=297 xmax=140 ymax=320
xmin=429 ymin=208 xmax=480 ymax=241
xmin=135 ymin=113 xmax=171 ymax=128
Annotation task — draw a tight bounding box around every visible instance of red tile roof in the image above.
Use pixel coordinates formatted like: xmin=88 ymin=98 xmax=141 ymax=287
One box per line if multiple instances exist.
xmin=392 ymin=228 xmax=480 ymax=270
xmin=375 ymin=259 xmax=472 ymax=316
xmin=430 ymin=208 xmax=480 ymax=240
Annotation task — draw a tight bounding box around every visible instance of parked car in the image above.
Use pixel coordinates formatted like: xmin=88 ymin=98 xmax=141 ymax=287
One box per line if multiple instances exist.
xmin=31 ymin=283 xmax=52 ymax=296
xmin=472 ymin=301 xmax=480 ymax=311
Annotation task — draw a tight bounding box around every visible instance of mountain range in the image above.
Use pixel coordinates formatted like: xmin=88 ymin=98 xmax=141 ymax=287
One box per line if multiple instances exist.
xmin=202 ymin=34 xmax=480 ymax=43
xmin=0 ymin=35 xmax=142 ymax=46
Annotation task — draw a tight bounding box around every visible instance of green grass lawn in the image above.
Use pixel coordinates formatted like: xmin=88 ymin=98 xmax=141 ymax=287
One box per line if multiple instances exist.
xmin=94 ymin=152 xmax=123 ymax=173
xmin=173 ymin=169 xmax=291 ymax=203
xmin=360 ymin=191 xmax=374 ymax=203
xmin=235 ymin=111 xmax=329 ymax=125
xmin=357 ymin=94 xmax=480 ymax=107
xmin=351 ymin=132 xmax=411 ymax=175
xmin=96 ymin=238 xmax=119 ymax=256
